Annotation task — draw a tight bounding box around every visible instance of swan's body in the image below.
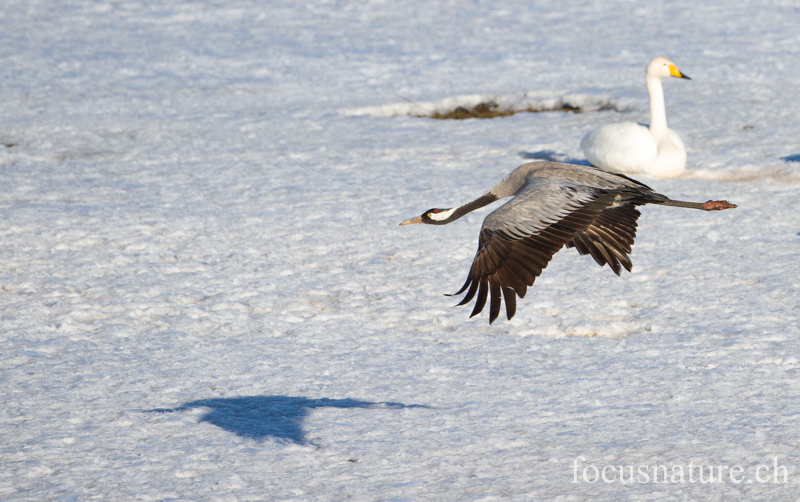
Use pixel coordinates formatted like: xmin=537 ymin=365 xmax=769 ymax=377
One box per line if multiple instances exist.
xmin=581 ymin=57 xmax=690 ymax=178
xmin=400 ymin=161 xmax=736 ymax=324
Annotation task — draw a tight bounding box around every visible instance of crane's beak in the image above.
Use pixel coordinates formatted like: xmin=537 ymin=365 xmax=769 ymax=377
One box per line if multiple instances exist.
xmin=399 ymin=215 xmax=423 ymax=226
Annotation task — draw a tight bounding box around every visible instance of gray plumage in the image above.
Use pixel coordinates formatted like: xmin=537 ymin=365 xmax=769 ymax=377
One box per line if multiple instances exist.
xmin=400 ymin=161 xmax=736 ymax=324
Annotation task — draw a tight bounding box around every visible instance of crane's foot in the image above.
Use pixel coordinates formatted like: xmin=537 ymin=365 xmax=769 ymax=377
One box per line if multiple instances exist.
xmin=703 ymin=200 xmax=737 ymax=210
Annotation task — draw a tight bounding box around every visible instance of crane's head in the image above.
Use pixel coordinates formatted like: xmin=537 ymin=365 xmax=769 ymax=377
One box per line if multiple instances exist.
xmin=399 ymin=207 xmax=457 ymax=226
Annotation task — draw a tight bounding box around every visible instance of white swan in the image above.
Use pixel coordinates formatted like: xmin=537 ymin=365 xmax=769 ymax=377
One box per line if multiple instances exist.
xmin=581 ymin=57 xmax=690 ymax=178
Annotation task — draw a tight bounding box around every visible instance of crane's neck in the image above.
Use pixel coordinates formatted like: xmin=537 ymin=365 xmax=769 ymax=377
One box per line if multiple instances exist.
xmin=430 ymin=193 xmax=499 ymax=224
xmin=426 ymin=163 xmax=545 ymax=225
xmin=646 ymin=74 xmax=669 ymax=140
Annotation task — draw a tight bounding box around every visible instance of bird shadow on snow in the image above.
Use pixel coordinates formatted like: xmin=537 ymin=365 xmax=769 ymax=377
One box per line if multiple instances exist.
xmin=147 ymin=395 xmax=427 ymax=443
xmin=518 ymin=149 xmax=592 ymax=166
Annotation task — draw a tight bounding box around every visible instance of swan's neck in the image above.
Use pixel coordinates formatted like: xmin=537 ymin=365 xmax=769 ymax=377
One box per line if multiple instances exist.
xmin=646 ymin=75 xmax=668 ymax=140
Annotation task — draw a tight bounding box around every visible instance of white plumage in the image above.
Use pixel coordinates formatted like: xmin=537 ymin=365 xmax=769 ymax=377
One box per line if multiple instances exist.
xmin=581 ymin=57 xmax=690 ymax=179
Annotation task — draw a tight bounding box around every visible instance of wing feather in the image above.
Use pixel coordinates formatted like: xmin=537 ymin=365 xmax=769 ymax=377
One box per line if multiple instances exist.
xmin=471 ymin=277 xmax=489 ymax=318
xmin=501 ymin=286 xmax=517 ymax=321
xmin=489 ymin=280 xmax=502 ymax=324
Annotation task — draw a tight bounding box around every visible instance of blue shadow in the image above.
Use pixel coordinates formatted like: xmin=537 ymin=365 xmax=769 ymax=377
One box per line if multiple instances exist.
xmin=782 ymin=154 xmax=800 ymax=162
xmin=149 ymin=395 xmax=426 ymax=443
xmin=518 ymin=149 xmax=592 ymax=166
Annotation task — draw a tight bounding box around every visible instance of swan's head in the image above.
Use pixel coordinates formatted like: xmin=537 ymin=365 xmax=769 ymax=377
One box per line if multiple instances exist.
xmin=647 ymin=57 xmax=691 ymax=80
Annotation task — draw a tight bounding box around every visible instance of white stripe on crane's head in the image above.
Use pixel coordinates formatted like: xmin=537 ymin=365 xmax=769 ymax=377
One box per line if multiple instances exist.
xmin=428 ymin=208 xmax=456 ymax=222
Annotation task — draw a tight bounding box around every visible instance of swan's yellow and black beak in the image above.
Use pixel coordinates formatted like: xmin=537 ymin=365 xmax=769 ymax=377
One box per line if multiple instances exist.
xmin=669 ymin=65 xmax=691 ymax=80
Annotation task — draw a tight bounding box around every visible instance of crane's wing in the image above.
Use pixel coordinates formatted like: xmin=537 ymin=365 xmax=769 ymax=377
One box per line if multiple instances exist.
xmin=451 ymin=177 xmax=641 ymax=323
xmin=566 ymin=203 xmax=640 ymax=275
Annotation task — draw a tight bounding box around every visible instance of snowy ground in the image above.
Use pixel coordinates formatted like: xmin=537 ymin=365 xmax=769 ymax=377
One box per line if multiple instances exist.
xmin=1 ymin=1 xmax=799 ymax=500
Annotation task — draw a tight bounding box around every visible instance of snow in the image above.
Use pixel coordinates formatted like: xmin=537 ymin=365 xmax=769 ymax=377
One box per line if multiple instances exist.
xmin=1 ymin=0 xmax=799 ymax=500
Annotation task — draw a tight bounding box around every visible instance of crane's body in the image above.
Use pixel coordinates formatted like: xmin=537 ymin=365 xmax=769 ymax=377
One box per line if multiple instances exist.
xmin=401 ymin=161 xmax=736 ymax=323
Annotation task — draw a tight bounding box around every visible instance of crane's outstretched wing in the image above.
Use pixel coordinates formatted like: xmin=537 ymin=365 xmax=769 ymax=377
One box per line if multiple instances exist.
xmin=451 ymin=178 xmax=642 ymax=324
xmin=566 ymin=203 xmax=640 ymax=275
